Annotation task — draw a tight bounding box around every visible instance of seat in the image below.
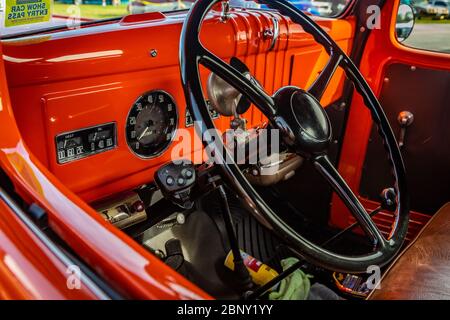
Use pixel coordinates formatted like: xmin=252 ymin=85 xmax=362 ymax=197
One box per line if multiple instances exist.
xmin=368 ymin=202 xmax=450 ymax=300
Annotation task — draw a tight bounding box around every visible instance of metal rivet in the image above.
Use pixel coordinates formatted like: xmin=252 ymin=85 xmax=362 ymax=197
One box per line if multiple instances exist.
xmin=410 ymin=66 xmax=416 ymax=71
xmin=150 ymin=49 xmax=157 ymax=57
xmin=384 ymin=77 xmax=389 ymax=83
xmin=360 ymin=26 xmax=366 ymax=32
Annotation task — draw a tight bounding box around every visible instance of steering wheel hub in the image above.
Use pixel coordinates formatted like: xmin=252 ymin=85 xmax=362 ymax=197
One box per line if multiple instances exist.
xmin=274 ymin=87 xmax=332 ymax=157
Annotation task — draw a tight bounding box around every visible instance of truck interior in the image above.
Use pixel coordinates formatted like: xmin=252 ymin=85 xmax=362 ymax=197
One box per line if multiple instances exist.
xmin=0 ymin=0 xmax=449 ymax=299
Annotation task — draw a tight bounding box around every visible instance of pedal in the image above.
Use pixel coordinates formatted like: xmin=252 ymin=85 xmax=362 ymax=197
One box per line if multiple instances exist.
xmin=164 ymin=239 xmax=185 ymax=271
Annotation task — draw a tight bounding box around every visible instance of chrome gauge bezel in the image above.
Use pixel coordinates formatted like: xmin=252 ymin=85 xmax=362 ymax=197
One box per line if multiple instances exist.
xmin=125 ymin=90 xmax=178 ymax=159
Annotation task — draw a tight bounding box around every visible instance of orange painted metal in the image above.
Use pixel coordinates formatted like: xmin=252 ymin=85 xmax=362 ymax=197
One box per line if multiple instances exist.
xmin=329 ymin=0 xmax=450 ymax=237
xmin=2 ymin=9 xmax=354 ymax=203
xmin=0 ymin=9 xmax=355 ymax=299
xmin=0 ymin=201 xmax=97 ymax=299
xmin=0 ymin=33 xmax=210 ymax=300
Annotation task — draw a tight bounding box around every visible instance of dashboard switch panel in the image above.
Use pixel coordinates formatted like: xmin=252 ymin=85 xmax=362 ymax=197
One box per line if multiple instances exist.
xmin=55 ymin=122 xmax=117 ymax=164
xmin=154 ymin=160 xmax=196 ymax=209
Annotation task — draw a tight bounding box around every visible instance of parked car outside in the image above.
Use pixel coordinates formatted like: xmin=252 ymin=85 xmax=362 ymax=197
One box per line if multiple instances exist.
xmin=260 ymin=1 xmax=332 ymax=16
xmin=414 ymin=0 xmax=449 ymax=20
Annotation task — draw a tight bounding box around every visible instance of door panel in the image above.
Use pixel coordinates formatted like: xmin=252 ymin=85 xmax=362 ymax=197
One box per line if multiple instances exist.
xmin=360 ymin=63 xmax=450 ymax=215
xmin=330 ymin=0 xmax=450 ymax=240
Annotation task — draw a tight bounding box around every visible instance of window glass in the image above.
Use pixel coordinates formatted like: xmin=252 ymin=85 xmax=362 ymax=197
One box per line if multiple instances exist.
xmin=235 ymin=0 xmax=351 ymax=17
xmin=396 ymin=0 xmax=450 ymax=53
xmin=0 ymin=0 xmax=351 ymax=38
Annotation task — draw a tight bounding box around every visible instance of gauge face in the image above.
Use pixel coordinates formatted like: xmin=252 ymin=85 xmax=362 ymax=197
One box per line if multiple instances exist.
xmin=126 ymin=91 xmax=178 ymax=158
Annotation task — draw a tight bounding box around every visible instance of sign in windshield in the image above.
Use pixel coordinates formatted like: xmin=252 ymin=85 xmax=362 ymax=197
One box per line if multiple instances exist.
xmin=4 ymin=0 xmax=51 ymax=27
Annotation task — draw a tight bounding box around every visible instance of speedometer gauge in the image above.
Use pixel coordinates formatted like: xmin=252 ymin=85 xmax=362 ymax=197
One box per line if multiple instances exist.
xmin=126 ymin=90 xmax=178 ymax=158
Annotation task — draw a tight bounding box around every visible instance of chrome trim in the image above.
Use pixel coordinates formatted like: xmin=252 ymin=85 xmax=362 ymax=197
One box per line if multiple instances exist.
xmin=0 ymin=187 xmax=111 ymax=300
xmin=220 ymin=0 xmax=231 ymax=22
xmin=270 ymin=17 xmax=280 ymax=51
xmin=258 ymin=152 xmax=299 ymax=169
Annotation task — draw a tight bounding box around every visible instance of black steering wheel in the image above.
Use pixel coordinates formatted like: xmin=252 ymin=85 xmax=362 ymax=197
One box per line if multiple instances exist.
xmin=179 ymin=0 xmax=409 ymax=272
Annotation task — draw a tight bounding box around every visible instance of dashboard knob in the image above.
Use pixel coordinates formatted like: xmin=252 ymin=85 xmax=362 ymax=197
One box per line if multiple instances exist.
xmin=166 ymin=176 xmax=175 ymax=186
xmin=177 ymin=177 xmax=186 ymax=186
xmin=132 ymin=200 xmax=145 ymax=213
xmin=182 ymin=168 xmax=193 ymax=179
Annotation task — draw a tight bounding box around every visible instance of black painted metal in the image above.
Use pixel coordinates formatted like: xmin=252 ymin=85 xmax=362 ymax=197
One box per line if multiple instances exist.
xmin=308 ymin=50 xmax=343 ymax=101
xmin=314 ymin=155 xmax=386 ymax=247
xmin=179 ymin=0 xmax=409 ymax=272
xmin=274 ymin=87 xmax=332 ymax=156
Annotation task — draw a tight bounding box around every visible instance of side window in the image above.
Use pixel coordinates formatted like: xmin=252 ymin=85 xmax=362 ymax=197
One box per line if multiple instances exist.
xmin=396 ymin=0 xmax=450 ymax=54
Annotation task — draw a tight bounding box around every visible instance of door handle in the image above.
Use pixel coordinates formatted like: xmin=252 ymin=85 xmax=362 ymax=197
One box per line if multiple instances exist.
xmin=397 ymin=111 xmax=414 ymax=148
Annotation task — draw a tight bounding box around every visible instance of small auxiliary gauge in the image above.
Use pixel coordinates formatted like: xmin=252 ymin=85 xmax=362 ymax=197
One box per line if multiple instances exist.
xmin=55 ymin=122 xmax=116 ymax=164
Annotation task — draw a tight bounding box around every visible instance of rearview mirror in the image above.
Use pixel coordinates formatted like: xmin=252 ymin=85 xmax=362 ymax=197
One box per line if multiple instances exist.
xmin=396 ymin=4 xmax=416 ymax=42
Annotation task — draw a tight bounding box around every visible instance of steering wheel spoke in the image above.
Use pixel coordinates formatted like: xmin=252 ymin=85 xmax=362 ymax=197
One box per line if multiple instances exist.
xmin=308 ymin=51 xmax=343 ymax=101
xmin=180 ymin=0 xmax=408 ymax=273
xmin=313 ymin=155 xmax=387 ymax=248
xmin=198 ymin=45 xmax=277 ymax=119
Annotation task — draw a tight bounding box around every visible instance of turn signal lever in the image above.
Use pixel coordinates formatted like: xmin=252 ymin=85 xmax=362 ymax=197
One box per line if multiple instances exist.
xmin=154 ymin=160 xmax=196 ymax=209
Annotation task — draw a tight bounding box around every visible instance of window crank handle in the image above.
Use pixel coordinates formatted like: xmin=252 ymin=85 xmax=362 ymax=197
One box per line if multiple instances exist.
xmin=397 ymin=111 xmax=414 ymax=148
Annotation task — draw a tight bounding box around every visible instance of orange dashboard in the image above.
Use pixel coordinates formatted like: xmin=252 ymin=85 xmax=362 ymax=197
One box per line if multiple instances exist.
xmin=2 ymin=9 xmax=355 ymax=203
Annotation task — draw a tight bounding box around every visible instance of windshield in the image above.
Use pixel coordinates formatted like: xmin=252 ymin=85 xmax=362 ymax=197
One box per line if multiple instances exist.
xmin=0 ymin=0 xmax=351 ymax=38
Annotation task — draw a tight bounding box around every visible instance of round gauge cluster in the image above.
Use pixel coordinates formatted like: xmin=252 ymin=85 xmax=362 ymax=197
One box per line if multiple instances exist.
xmin=126 ymin=90 xmax=178 ymax=158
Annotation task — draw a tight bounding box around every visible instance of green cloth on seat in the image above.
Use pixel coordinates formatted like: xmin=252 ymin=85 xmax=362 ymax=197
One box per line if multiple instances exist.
xmin=269 ymin=258 xmax=313 ymax=300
